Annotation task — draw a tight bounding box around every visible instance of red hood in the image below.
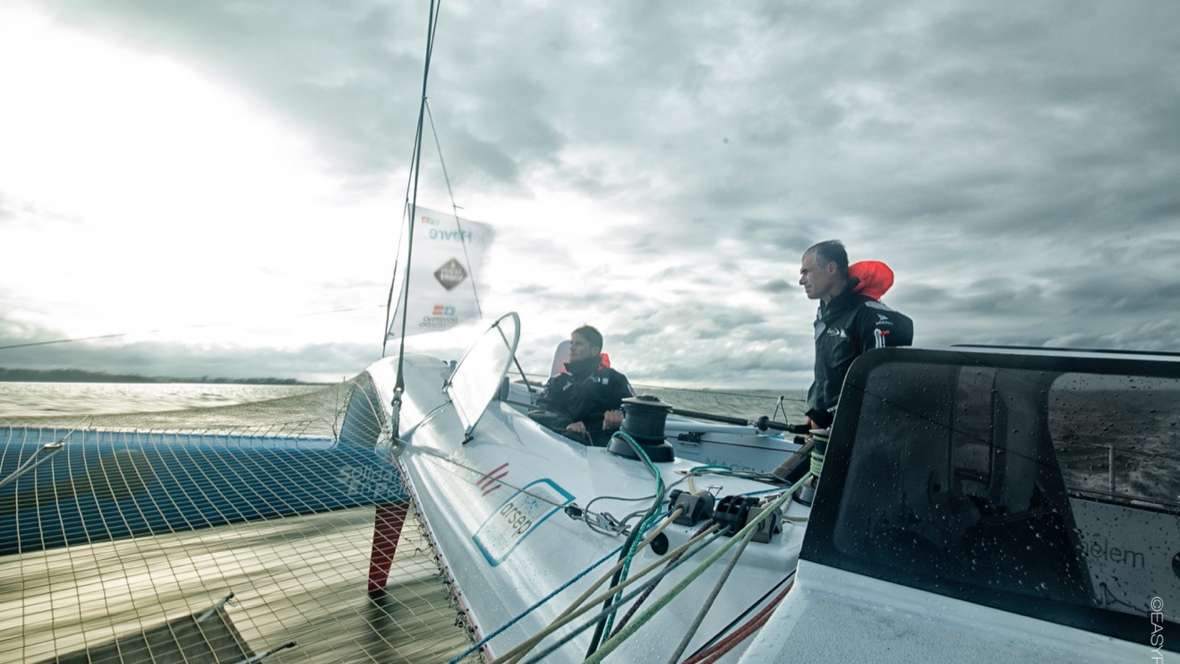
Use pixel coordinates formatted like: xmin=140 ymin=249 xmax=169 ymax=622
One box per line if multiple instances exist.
xmin=850 ymin=260 xmax=894 ymax=300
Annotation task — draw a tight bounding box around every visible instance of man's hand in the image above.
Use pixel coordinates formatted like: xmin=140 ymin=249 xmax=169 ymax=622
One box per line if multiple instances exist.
xmin=565 ymin=421 xmax=588 ymax=435
xmin=603 ymin=410 xmax=624 ymax=429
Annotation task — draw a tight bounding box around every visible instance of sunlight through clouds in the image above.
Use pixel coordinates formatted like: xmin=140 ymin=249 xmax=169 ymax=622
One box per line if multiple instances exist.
xmin=0 ymin=7 xmax=395 ymax=348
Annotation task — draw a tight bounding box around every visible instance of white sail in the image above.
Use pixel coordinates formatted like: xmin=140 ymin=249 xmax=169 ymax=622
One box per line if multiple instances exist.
xmin=386 ymin=205 xmax=495 ymax=341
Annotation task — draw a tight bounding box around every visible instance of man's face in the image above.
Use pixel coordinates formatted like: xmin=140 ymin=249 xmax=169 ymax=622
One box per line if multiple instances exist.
xmin=799 ymin=251 xmax=838 ymax=301
xmin=568 ymin=333 xmax=599 ymax=363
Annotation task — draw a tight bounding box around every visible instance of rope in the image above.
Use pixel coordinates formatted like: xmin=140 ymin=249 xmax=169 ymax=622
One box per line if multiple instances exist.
xmin=492 ymin=515 xmax=709 ymax=664
xmin=404 ymin=441 xmax=668 ymax=535
xmin=583 ymin=474 xmax=809 ymax=664
xmin=506 ymin=528 xmax=725 ymax=664
xmin=445 ymin=544 xmax=623 ymax=663
xmin=680 ymin=578 xmax=794 ymax=664
xmin=665 ymin=527 xmax=753 ymax=663
xmin=683 ymin=570 xmax=795 ymax=659
xmin=609 ymin=520 xmax=714 ymax=636
xmin=588 ymin=431 xmax=665 ymax=654
xmin=810 ymin=449 xmax=825 ymax=476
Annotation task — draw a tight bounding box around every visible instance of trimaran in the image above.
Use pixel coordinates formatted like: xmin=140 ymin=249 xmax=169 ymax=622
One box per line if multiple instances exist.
xmin=3 ymin=3 xmax=1177 ymax=662
xmin=346 ymin=4 xmax=1177 ymax=661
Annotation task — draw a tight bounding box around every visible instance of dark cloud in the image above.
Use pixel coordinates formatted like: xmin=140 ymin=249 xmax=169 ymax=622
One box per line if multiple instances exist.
xmin=11 ymin=1 xmax=1180 ymax=387
xmin=38 ymin=1 xmax=1179 ymax=238
xmin=758 ymin=279 xmax=793 ymax=294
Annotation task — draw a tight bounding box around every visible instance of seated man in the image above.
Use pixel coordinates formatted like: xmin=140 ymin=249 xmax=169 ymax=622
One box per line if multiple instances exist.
xmin=533 ymin=325 xmax=633 ymax=445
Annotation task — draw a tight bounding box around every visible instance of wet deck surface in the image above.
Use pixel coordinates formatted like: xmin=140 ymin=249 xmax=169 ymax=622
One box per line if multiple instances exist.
xmin=1 ymin=506 xmax=476 ymax=663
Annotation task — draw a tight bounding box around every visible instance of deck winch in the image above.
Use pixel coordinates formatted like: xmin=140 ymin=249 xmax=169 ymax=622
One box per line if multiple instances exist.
xmin=609 ymin=395 xmax=676 ymax=462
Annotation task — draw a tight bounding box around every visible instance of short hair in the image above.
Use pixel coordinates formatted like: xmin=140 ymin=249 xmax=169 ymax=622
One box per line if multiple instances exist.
xmin=572 ymin=325 xmax=603 ymax=350
xmin=805 ymin=240 xmax=849 ymax=277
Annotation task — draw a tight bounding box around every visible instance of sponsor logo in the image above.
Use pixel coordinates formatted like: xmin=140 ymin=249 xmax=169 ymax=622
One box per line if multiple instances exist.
xmin=477 ymin=462 xmax=509 ymax=497
xmin=419 ymin=315 xmax=458 ymax=330
xmin=432 ymin=304 xmax=457 ymax=316
xmin=428 ymin=228 xmax=475 ymax=242
xmin=1079 ymin=535 xmax=1145 ymax=569
xmin=473 ymin=479 xmax=573 ymax=566
xmin=434 ymin=258 xmax=468 ymax=290
xmin=337 ymin=465 xmax=400 ymax=498
xmin=826 ymin=328 xmax=847 ymax=338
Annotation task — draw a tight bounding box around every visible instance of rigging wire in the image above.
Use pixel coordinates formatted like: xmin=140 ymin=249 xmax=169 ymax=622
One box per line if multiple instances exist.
xmin=392 ymin=0 xmax=443 ymax=403
xmin=381 ymin=123 xmax=428 ymax=357
xmin=425 ymin=98 xmax=483 ymax=319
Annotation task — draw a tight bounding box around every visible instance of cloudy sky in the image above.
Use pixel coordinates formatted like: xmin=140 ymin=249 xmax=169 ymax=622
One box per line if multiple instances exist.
xmin=1 ymin=1 xmax=1178 ymax=387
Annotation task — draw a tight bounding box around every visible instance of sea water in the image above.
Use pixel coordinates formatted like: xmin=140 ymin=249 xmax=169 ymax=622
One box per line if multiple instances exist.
xmin=0 ymin=381 xmax=323 ymax=418
xmin=0 ymin=380 xmax=808 ymax=424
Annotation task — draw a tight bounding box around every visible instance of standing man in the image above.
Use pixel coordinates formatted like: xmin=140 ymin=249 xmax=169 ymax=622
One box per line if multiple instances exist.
xmin=535 ymin=325 xmax=634 ymax=445
xmin=799 ymin=240 xmax=913 ymax=429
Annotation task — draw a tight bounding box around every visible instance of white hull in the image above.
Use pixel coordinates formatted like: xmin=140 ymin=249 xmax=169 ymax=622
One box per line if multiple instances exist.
xmin=369 ymin=352 xmax=807 ymax=661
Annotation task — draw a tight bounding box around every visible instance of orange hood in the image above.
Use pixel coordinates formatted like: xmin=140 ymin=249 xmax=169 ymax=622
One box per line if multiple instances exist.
xmin=850 ymin=260 xmax=895 ymax=300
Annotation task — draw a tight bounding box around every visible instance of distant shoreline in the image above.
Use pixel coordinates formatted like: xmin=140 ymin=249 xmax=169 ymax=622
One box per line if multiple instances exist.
xmin=0 ymin=367 xmax=327 ymax=386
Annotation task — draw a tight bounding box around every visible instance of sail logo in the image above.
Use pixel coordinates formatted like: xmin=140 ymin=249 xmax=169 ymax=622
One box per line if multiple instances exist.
xmin=420 ymin=303 xmax=459 ymax=330
xmin=429 ymin=228 xmax=474 ymax=242
xmin=434 ymin=258 xmax=468 ymax=290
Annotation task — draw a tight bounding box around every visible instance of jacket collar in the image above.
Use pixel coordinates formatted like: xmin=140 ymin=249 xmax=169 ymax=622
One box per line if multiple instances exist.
xmin=820 ymin=277 xmax=862 ymax=318
xmin=564 ymin=354 xmax=602 ymax=377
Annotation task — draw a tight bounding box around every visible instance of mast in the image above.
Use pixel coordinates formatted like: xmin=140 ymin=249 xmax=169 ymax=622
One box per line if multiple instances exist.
xmin=386 ymin=0 xmax=444 ymax=425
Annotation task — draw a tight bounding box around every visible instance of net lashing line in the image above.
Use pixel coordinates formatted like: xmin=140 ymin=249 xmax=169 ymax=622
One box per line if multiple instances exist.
xmin=1 ymin=382 xmax=478 ymax=663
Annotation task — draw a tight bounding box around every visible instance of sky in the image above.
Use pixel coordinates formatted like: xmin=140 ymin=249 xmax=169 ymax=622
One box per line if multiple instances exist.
xmin=1 ymin=1 xmax=1178 ymax=387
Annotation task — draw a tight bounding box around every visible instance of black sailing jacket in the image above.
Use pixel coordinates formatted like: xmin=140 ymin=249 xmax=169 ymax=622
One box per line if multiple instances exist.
xmin=537 ymin=355 xmax=634 ymax=443
xmin=806 ymin=278 xmax=913 ymax=428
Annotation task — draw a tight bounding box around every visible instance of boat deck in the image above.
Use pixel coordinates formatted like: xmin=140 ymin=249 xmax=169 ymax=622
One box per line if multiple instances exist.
xmin=1 ymin=506 xmax=477 ymax=663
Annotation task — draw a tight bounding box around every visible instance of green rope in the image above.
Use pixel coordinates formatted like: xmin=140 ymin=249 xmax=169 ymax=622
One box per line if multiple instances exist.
xmin=584 ymin=471 xmax=813 ymax=664
xmin=809 ymin=449 xmax=824 ymax=476
xmin=596 ymin=430 xmax=665 ymax=648
xmin=810 ymin=429 xmax=828 ymax=477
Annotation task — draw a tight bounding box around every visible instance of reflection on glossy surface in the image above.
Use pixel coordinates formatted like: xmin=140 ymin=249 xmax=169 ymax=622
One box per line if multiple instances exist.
xmin=447 ymin=312 xmax=521 ymax=435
